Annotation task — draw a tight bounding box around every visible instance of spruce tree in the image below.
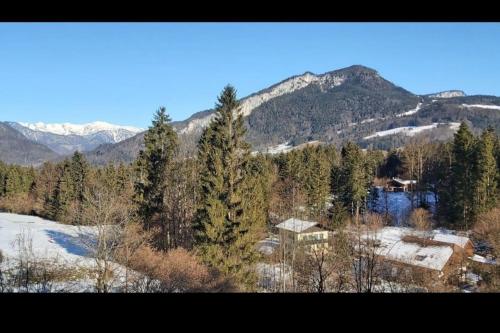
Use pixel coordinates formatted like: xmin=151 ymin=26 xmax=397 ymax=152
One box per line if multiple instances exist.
xmin=449 ymin=122 xmax=476 ymax=229
xmin=303 ymin=147 xmax=330 ymax=219
xmin=332 ymin=141 xmax=369 ymax=224
xmin=473 ymin=127 xmax=498 ymax=215
xmin=194 ymin=85 xmax=261 ymax=288
xmin=134 ymin=107 xmax=178 ymax=248
xmin=50 ymin=161 xmax=75 ymax=222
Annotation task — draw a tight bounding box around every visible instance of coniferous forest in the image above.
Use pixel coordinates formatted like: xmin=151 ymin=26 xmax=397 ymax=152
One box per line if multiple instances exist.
xmin=0 ymin=85 xmax=499 ymax=293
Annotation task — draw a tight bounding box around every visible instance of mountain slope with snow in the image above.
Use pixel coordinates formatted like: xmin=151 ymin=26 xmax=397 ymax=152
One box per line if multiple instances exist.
xmin=7 ymin=121 xmax=144 ymax=156
xmin=17 ymin=121 xmax=142 ymax=141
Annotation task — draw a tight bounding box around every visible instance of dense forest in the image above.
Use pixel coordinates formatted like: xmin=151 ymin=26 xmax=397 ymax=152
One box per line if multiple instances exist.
xmin=1 ymin=86 xmax=499 ymax=292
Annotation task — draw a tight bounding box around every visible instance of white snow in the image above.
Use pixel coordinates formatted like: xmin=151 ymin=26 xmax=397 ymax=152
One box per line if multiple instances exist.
xmin=18 ymin=121 xmax=143 ymax=142
xmin=276 ymin=218 xmax=318 ymax=233
xmin=257 ymin=236 xmax=280 ymax=255
xmin=265 ymin=142 xmax=294 ymax=155
xmin=260 ymin=140 xmax=321 ymax=155
xmin=427 ymin=91 xmax=465 ymax=98
xmin=178 ymin=114 xmax=217 ymax=134
xmin=431 ymin=232 xmax=470 ymax=248
xmin=364 ymin=124 xmax=438 ymax=139
xmin=364 ymin=122 xmax=459 ymax=140
xmin=396 ymin=102 xmax=422 ymax=117
xmin=0 ymin=212 xmax=138 ymax=292
xmin=370 ymin=187 xmax=436 ymax=226
xmin=256 ymin=262 xmax=292 ymax=291
xmin=461 ymin=104 xmax=500 ymax=110
xmin=360 ymin=118 xmax=376 ymax=124
xmin=0 ymin=212 xmax=96 ymax=264
xmin=470 ymin=254 xmax=497 ymax=265
xmin=448 ymin=122 xmax=461 ymax=130
xmin=362 ymin=227 xmax=454 ymax=271
xmin=392 ymin=177 xmax=417 ymax=186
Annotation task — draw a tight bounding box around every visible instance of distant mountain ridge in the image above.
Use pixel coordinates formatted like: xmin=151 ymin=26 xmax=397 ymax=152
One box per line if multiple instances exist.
xmin=2 ymin=65 xmax=500 ymax=166
xmin=0 ymin=122 xmax=59 ymax=166
xmin=6 ymin=121 xmax=143 ymax=156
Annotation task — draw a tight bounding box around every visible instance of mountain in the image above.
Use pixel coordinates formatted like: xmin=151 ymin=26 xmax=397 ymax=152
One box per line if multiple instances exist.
xmin=7 ymin=121 xmax=143 ymax=155
xmin=167 ymin=65 xmax=499 ymax=151
xmin=85 ymin=132 xmax=146 ymax=166
xmin=426 ymin=90 xmax=466 ymax=99
xmin=0 ymin=122 xmax=60 ymax=166
xmin=5 ymin=65 xmax=500 ymax=166
xmin=86 ymin=65 xmax=500 ymax=164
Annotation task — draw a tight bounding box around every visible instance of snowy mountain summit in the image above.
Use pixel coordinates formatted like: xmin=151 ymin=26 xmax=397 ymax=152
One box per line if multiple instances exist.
xmin=17 ymin=121 xmax=143 ymax=143
xmin=427 ymin=90 xmax=466 ymax=98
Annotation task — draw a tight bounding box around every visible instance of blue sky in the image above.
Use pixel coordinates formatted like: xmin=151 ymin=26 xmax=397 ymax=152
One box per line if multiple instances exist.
xmin=0 ymin=23 xmax=499 ymax=128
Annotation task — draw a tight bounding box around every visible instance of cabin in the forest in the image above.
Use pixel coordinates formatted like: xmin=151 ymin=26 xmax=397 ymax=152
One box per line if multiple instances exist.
xmin=360 ymin=227 xmax=474 ymax=289
xmin=385 ymin=177 xmax=417 ymax=192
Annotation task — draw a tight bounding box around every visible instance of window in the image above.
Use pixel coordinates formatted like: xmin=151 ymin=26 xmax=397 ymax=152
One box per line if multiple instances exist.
xmin=415 ymin=255 xmax=427 ymax=261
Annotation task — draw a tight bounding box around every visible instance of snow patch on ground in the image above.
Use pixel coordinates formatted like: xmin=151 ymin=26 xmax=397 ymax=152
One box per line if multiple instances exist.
xmin=396 ymin=103 xmax=422 ymax=117
xmin=370 ymin=187 xmax=436 ymax=226
xmin=0 ymin=212 xmax=96 ymax=264
xmin=461 ymin=104 xmax=500 ymax=110
xmin=0 ymin=213 xmax=137 ymax=292
xmin=364 ymin=122 xmax=459 ymax=140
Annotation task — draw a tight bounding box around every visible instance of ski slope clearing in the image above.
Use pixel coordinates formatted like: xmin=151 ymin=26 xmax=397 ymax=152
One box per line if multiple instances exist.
xmin=461 ymin=104 xmax=500 ymax=110
xmin=363 ymin=122 xmax=460 ymax=140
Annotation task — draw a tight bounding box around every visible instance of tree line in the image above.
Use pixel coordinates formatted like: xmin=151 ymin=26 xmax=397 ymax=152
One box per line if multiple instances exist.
xmin=1 ymin=86 xmax=499 ymax=291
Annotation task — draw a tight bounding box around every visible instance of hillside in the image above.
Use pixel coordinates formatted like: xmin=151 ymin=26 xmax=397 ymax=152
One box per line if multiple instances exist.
xmin=0 ymin=122 xmax=60 ymax=166
xmin=5 ymin=65 xmax=499 ymax=166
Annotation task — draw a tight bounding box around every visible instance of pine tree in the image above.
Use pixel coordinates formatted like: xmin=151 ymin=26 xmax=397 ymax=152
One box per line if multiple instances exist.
xmin=67 ymin=151 xmax=89 ymax=224
xmin=194 ymin=85 xmax=261 ymax=288
xmin=333 ymin=142 xmax=369 ymax=224
xmin=4 ymin=166 xmax=22 ymax=196
xmin=50 ymin=161 xmax=75 ymax=222
xmin=449 ymin=122 xmax=476 ymax=229
xmin=134 ymin=107 xmax=178 ymax=248
xmin=473 ymin=127 xmax=498 ymax=215
xmin=0 ymin=161 xmax=6 ymax=196
xmin=302 ymin=147 xmax=330 ymax=219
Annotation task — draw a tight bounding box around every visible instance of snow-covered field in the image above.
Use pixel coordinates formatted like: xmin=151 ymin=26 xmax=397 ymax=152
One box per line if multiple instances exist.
xmin=370 ymin=187 xmax=436 ymax=226
xmin=0 ymin=212 xmax=96 ymax=264
xmin=0 ymin=213 xmax=133 ymax=292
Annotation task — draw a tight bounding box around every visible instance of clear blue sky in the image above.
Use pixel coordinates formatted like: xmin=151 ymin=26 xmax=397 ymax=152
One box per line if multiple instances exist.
xmin=0 ymin=23 xmax=499 ymax=128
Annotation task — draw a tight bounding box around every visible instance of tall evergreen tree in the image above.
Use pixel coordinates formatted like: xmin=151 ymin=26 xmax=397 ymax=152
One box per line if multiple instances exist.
xmin=194 ymin=85 xmax=262 ymax=288
xmin=449 ymin=122 xmax=476 ymax=229
xmin=473 ymin=127 xmax=498 ymax=214
xmin=50 ymin=161 xmax=75 ymax=222
xmin=302 ymin=147 xmax=330 ymax=219
xmin=134 ymin=107 xmax=178 ymax=247
xmin=332 ymin=141 xmax=369 ymax=224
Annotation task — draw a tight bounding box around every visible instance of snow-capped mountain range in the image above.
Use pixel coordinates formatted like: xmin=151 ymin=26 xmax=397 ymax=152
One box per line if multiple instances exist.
xmin=17 ymin=121 xmax=143 ymax=141
xmin=6 ymin=121 xmax=143 ymax=156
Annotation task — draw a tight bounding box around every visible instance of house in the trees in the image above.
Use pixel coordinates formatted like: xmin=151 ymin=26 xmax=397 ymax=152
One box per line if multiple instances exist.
xmin=276 ymin=218 xmax=330 ymax=257
xmin=360 ymin=227 xmax=474 ymax=290
xmin=385 ymin=177 xmax=417 ymax=192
